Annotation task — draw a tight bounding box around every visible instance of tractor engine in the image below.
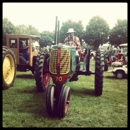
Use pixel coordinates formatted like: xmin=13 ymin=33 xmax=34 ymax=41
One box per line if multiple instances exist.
xmin=49 ymin=44 xmax=76 ymax=84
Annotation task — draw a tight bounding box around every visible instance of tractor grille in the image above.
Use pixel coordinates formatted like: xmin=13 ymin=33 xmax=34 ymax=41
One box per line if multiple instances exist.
xmin=49 ymin=49 xmax=70 ymax=74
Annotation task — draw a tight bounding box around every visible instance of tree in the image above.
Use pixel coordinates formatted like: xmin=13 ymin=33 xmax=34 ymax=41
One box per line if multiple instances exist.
xmin=3 ymin=18 xmax=16 ymax=45
xmin=39 ymin=31 xmax=54 ymax=47
xmin=27 ymin=25 xmax=40 ymax=35
xmin=59 ymin=20 xmax=84 ymax=44
xmin=109 ymin=19 xmax=127 ymax=46
xmin=84 ymin=16 xmax=110 ymax=50
xmin=15 ymin=24 xmax=40 ymax=35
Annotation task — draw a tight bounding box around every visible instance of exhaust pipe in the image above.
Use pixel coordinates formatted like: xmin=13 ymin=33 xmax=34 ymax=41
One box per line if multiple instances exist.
xmin=55 ymin=16 xmax=58 ymax=45
xmin=57 ymin=20 xmax=60 ymax=44
xmin=54 ymin=16 xmax=60 ymax=45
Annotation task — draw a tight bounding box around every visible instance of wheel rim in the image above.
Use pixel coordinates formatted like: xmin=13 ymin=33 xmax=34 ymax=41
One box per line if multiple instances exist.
xmin=65 ymin=91 xmax=70 ymax=113
xmin=50 ymin=86 xmax=55 ymax=110
xmin=117 ymin=73 xmax=123 ymax=79
xmin=43 ymin=73 xmax=50 ymax=88
xmin=3 ymin=54 xmax=15 ymax=85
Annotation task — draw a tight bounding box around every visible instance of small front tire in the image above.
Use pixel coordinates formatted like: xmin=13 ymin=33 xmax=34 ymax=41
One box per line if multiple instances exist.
xmin=115 ymin=70 xmax=125 ymax=79
xmin=46 ymin=85 xmax=56 ymax=117
xmin=58 ymin=85 xmax=70 ymax=118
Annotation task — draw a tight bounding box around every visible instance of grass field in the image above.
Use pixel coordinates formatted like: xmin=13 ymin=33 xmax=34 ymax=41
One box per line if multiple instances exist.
xmin=2 ymin=60 xmax=128 ymax=127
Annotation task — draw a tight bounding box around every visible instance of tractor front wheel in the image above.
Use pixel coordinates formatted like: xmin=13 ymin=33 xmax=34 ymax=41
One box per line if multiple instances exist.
xmin=46 ymin=85 xmax=56 ymax=117
xmin=57 ymin=85 xmax=70 ymax=118
xmin=115 ymin=70 xmax=125 ymax=79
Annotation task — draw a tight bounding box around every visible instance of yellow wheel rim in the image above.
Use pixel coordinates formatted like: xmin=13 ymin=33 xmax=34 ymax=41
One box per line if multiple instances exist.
xmin=3 ymin=54 xmax=15 ymax=85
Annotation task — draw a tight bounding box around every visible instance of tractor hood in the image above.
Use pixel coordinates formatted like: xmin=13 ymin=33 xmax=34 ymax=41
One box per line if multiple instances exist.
xmin=50 ymin=43 xmax=72 ymax=50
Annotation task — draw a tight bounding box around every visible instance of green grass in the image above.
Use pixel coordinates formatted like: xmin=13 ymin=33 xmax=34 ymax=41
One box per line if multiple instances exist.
xmin=2 ymin=59 xmax=127 ymax=127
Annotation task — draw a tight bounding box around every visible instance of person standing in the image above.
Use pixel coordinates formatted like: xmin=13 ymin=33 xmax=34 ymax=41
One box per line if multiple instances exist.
xmin=82 ymin=43 xmax=90 ymax=72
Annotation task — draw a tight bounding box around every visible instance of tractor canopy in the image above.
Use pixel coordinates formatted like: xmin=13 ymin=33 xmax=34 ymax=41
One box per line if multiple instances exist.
xmin=119 ymin=43 xmax=127 ymax=54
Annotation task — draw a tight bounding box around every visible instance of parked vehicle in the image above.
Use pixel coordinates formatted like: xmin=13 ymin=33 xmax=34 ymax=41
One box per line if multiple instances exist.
xmin=119 ymin=43 xmax=127 ymax=54
xmin=104 ymin=43 xmax=127 ymax=69
xmin=107 ymin=65 xmax=127 ymax=79
xmin=3 ymin=34 xmax=41 ymax=90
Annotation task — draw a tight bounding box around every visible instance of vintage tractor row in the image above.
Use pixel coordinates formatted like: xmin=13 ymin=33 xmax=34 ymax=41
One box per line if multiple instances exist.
xmin=34 ymin=16 xmax=105 ymax=118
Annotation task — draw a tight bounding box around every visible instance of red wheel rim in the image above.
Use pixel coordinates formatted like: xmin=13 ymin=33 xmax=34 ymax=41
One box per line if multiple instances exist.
xmin=65 ymin=92 xmax=70 ymax=113
xmin=43 ymin=73 xmax=50 ymax=88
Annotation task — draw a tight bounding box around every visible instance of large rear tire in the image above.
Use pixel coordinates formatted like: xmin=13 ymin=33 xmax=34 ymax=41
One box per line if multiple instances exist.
xmin=94 ymin=50 xmax=104 ymax=96
xmin=34 ymin=50 xmax=50 ymax=92
xmin=2 ymin=46 xmax=17 ymax=90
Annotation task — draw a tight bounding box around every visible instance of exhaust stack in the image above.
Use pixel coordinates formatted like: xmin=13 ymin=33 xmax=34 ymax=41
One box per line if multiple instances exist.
xmin=55 ymin=16 xmax=60 ymax=45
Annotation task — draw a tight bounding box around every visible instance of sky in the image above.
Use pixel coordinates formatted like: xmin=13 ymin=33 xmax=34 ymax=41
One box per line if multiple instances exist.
xmin=3 ymin=2 xmax=128 ymax=33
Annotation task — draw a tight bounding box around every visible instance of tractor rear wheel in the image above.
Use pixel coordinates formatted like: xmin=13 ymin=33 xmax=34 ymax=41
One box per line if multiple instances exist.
xmin=2 ymin=46 xmax=17 ymax=90
xmin=34 ymin=51 xmax=50 ymax=92
xmin=94 ymin=50 xmax=104 ymax=96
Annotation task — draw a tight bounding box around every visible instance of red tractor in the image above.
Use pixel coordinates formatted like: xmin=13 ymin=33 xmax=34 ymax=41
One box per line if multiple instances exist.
xmin=78 ymin=49 xmax=84 ymax=62
xmin=105 ymin=48 xmax=127 ymax=68
xmin=34 ymin=17 xmax=104 ymax=118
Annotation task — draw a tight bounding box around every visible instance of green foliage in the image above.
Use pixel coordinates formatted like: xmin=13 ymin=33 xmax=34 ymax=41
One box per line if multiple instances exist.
xmin=109 ymin=19 xmax=127 ymax=46
xmin=59 ymin=20 xmax=84 ymax=43
xmin=39 ymin=31 xmax=54 ymax=47
xmin=3 ymin=18 xmax=16 ymax=34
xmin=3 ymin=18 xmax=16 ymax=45
xmin=3 ymin=18 xmax=40 ymax=45
xmin=3 ymin=17 xmax=127 ymax=48
xmin=15 ymin=25 xmax=40 ymax=35
xmin=84 ymin=16 xmax=110 ymax=50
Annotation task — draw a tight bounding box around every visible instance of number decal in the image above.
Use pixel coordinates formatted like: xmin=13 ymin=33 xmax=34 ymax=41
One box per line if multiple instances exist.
xmin=55 ymin=76 xmax=62 ymax=81
xmin=59 ymin=76 xmax=62 ymax=81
